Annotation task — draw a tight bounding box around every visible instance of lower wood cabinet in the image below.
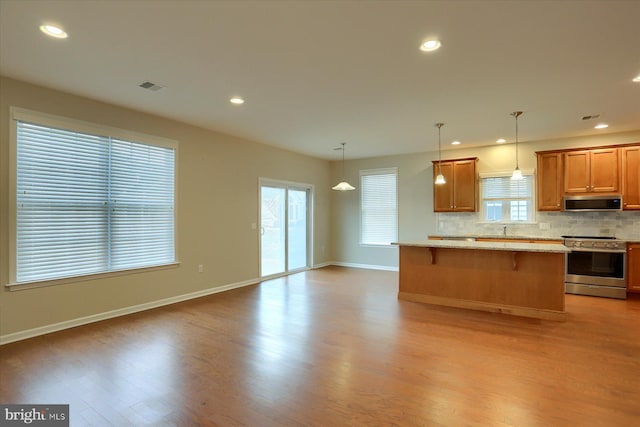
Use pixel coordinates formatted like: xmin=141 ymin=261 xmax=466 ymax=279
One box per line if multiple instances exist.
xmin=628 ymin=243 xmax=640 ymax=293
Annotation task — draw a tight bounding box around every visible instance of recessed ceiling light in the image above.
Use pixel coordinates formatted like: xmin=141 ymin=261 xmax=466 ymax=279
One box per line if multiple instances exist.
xmin=496 ymin=138 xmax=506 ymax=144
xmin=633 ymin=74 xmax=640 ymax=82
xmin=420 ymin=39 xmax=441 ymax=52
xmin=451 ymin=141 xmax=461 ymax=145
xmin=594 ymin=123 xmax=608 ymax=129
xmin=39 ymin=24 xmax=68 ymax=39
xmin=230 ymin=97 xmax=245 ymax=105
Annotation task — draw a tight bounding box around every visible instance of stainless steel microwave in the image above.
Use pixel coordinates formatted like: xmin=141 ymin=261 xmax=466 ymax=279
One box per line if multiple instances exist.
xmin=563 ymin=195 xmax=622 ymax=212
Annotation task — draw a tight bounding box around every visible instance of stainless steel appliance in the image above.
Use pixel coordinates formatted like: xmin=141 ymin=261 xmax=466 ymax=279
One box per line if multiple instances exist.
xmin=563 ymin=236 xmax=627 ymax=299
xmin=563 ymin=195 xmax=622 ymax=212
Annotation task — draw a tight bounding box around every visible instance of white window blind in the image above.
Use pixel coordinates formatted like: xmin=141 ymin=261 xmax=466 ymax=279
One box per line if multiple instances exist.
xmin=15 ymin=119 xmax=175 ymax=283
xmin=110 ymin=138 xmax=175 ymax=270
xmin=361 ymin=168 xmax=398 ymax=245
xmin=481 ymin=173 xmax=534 ymax=222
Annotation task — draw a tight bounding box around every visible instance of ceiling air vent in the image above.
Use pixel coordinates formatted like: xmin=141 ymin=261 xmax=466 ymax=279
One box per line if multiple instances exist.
xmin=581 ymin=114 xmax=600 ymax=121
xmin=138 ymin=81 xmax=165 ymax=92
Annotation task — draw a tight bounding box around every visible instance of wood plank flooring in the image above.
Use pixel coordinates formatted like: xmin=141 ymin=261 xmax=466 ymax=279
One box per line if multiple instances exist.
xmin=1 ymin=266 xmax=640 ymax=426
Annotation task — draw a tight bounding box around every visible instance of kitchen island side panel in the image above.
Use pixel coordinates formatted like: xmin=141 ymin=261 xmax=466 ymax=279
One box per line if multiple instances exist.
xmin=398 ymin=245 xmax=565 ymax=313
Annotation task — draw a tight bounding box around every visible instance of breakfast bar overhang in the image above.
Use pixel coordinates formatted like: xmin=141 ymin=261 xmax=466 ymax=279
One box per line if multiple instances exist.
xmin=393 ymin=240 xmax=570 ymax=321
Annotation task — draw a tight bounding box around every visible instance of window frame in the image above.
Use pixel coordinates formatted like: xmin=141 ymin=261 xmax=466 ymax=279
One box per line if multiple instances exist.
xmin=359 ymin=167 xmax=398 ymax=247
xmin=479 ymin=170 xmax=536 ymax=224
xmin=8 ymin=107 xmax=179 ymax=290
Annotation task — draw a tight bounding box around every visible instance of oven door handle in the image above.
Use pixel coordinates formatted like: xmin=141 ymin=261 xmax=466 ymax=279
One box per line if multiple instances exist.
xmin=568 ymin=248 xmax=626 ymax=254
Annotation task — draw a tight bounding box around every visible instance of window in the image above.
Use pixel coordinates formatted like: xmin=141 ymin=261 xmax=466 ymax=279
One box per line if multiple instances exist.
xmin=11 ymin=108 xmax=176 ymax=285
xmin=360 ymin=168 xmax=398 ymax=245
xmin=481 ymin=172 xmax=534 ymax=223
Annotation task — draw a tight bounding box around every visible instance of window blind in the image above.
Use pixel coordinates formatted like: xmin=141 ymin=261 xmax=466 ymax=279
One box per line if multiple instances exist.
xmin=109 ymin=139 xmax=175 ymax=270
xmin=482 ymin=175 xmax=533 ymax=200
xmin=361 ymin=169 xmax=398 ymax=245
xmin=16 ymin=120 xmax=175 ymax=283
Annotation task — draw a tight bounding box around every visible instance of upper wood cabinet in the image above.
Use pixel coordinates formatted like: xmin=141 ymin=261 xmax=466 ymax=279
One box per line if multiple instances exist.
xmin=432 ymin=157 xmax=478 ymax=212
xmin=537 ymin=152 xmax=563 ymax=211
xmin=564 ymin=148 xmax=620 ymax=194
xmin=622 ymin=146 xmax=640 ymax=210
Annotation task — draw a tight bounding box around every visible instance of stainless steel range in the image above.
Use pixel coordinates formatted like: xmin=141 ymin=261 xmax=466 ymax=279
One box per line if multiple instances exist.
xmin=563 ymin=236 xmax=627 ymax=299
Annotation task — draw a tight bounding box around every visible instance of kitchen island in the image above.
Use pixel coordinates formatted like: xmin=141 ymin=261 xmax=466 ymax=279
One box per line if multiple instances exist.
xmin=394 ymin=240 xmax=570 ymax=321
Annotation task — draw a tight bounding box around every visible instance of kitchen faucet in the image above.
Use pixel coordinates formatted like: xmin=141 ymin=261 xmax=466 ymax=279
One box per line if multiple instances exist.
xmin=503 ymin=225 xmax=507 ymax=237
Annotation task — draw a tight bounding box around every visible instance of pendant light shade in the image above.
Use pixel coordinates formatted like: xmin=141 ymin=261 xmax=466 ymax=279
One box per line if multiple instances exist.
xmin=332 ymin=181 xmax=356 ymax=191
xmin=511 ymin=111 xmax=524 ymax=181
xmin=434 ymin=122 xmax=446 ymax=185
xmin=332 ymin=142 xmax=355 ymax=191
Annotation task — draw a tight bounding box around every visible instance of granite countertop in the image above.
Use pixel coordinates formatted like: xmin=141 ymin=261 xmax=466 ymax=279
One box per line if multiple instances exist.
xmin=428 ymin=234 xmax=563 ymax=241
xmin=393 ymin=240 xmax=570 ymax=253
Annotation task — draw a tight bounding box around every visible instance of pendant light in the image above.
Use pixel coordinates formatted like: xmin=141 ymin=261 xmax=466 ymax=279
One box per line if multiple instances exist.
xmin=511 ymin=111 xmax=524 ymax=180
xmin=332 ymin=142 xmax=355 ymax=191
xmin=434 ymin=122 xmax=446 ymax=185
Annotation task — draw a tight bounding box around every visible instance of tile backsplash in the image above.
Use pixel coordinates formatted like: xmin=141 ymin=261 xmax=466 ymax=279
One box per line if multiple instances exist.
xmin=436 ymin=211 xmax=640 ymax=241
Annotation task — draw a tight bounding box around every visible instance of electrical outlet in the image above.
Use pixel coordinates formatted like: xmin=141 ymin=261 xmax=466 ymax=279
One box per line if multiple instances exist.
xmin=198 ymin=264 xmax=204 ymax=273
xmin=539 ymin=222 xmax=550 ymax=230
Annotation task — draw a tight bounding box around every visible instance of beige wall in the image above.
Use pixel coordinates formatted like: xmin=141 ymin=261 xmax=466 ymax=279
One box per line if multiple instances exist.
xmin=2 ymin=74 xmax=639 ymax=339
xmin=0 ymin=77 xmax=332 ymax=338
xmin=331 ymin=129 xmax=640 ymax=268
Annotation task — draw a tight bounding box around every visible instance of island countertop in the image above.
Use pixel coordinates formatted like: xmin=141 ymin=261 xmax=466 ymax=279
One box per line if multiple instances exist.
xmin=428 ymin=234 xmax=563 ymax=242
xmin=393 ymin=240 xmax=570 ymax=253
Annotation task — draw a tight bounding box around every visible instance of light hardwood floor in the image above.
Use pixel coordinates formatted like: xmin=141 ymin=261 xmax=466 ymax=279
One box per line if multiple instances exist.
xmin=1 ymin=266 xmax=639 ymax=426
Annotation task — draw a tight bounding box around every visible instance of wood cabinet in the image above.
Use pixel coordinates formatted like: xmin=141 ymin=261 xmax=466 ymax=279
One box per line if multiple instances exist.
xmin=432 ymin=157 xmax=478 ymax=212
xmin=537 ymin=152 xmax=563 ymax=211
xmin=622 ymin=146 xmax=640 ymax=210
xmin=628 ymin=243 xmax=640 ymax=293
xmin=564 ymin=148 xmax=619 ymax=194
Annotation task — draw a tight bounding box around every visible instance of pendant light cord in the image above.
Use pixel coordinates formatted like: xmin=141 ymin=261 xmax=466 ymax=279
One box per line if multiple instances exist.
xmin=436 ymin=123 xmax=444 ymax=175
xmin=515 ymin=114 xmax=519 ymax=168
xmin=511 ymin=111 xmax=522 ymax=168
xmin=341 ymin=142 xmax=346 ymax=179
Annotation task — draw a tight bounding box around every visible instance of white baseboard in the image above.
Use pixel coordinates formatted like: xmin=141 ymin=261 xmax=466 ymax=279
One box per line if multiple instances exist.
xmin=0 ymin=277 xmax=260 ymax=345
xmin=312 ymin=261 xmax=332 ymax=269
xmin=330 ymin=261 xmax=399 ymax=272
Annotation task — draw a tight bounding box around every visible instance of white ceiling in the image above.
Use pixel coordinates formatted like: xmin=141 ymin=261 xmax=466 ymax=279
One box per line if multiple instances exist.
xmin=1 ymin=0 xmax=639 ymax=160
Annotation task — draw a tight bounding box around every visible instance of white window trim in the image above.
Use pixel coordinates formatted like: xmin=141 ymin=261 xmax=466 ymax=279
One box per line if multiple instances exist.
xmin=359 ymin=167 xmax=399 ymax=247
xmin=7 ymin=107 xmax=180 ymax=290
xmin=478 ymin=169 xmax=536 ymax=224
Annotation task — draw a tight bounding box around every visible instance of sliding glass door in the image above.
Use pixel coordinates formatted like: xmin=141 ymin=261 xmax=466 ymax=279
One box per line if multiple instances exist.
xmin=260 ymin=180 xmax=312 ymax=277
